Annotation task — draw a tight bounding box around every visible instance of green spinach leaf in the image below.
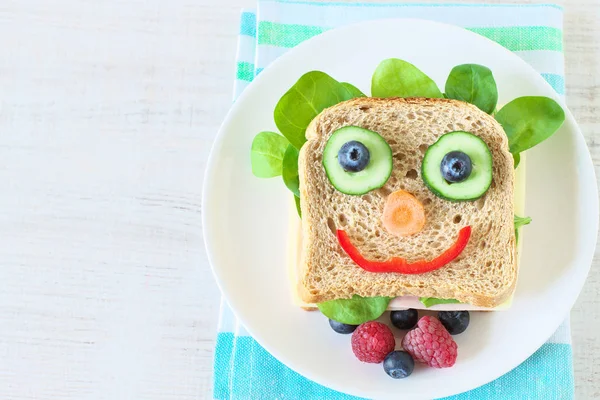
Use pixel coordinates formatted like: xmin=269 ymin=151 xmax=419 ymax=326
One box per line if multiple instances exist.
xmin=274 ymin=71 xmax=354 ymax=150
xmin=514 ymin=215 xmax=532 ymax=243
xmin=317 ymin=295 xmax=391 ymax=325
xmin=495 ymin=96 xmax=565 ymax=154
xmin=419 ymin=297 xmax=461 ymax=308
xmin=282 ymin=145 xmax=300 ymax=197
xmin=445 ymin=64 xmax=498 ymax=114
xmin=371 ymin=58 xmax=443 ymax=99
xmin=513 ymin=152 xmax=520 ymax=169
xmin=250 ymin=131 xmax=290 ymax=178
xmin=341 ymin=82 xmax=366 ymax=98
xmin=294 ymin=195 xmax=301 ymax=218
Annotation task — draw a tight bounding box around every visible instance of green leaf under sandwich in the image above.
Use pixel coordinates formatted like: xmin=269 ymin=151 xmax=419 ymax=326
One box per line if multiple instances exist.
xmin=250 ymin=131 xmax=290 ymax=178
xmin=419 ymin=297 xmax=461 ymax=308
xmin=514 ymin=214 xmax=532 ymax=243
xmin=341 ymin=82 xmax=366 ymax=98
xmin=495 ymin=96 xmax=565 ymax=155
xmin=274 ymin=71 xmax=355 ymax=150
xmin=371 ymin=58 xmax=443 ymax=99
xmin=282 ymin=145 xmax=300 ymax=197
xmin=445 ymin=64 xmax=498 ymax=114
xmin=317 ymin=295 xmax=392 ymax=325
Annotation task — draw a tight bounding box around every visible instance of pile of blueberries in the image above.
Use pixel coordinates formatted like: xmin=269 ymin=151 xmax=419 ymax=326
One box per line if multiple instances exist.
xmin=329 ymin=309 xmax=470 ymax=379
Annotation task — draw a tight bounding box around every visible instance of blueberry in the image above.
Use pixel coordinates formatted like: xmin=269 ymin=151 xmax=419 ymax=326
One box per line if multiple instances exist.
xmin=328 ymin=319 xmax=358 ymax=334
xmin=338 ymin=140 xmax=370 ymax=172
xmin=441 ymin=151 xmax=472 ymax=183
xmin=438 ymin=311 xmax=470 ymax=335
xmin=390 ymin=309 xmax=418 ymax=330
xmin=383 ymin=351 xmax=414 ymax=379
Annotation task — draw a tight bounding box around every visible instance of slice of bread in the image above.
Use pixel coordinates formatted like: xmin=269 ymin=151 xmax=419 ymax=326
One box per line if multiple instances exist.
xmin=297 ymin=97 xmax=516 ymax=308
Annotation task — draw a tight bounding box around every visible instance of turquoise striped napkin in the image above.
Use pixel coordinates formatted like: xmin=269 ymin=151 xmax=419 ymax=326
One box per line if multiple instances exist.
xmin=215 ymin=2 xmax=574 ymax=399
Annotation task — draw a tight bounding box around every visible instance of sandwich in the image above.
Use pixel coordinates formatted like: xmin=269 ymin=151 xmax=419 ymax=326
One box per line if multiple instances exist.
xmin=250 ymin=58 xmax=564 ymax=371
xmin=291 ymin=97 xmax=525 ymax=310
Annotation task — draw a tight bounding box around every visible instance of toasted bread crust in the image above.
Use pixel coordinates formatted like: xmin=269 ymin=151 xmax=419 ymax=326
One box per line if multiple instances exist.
xmin=298 ymin=97 xmax=516 ymax=308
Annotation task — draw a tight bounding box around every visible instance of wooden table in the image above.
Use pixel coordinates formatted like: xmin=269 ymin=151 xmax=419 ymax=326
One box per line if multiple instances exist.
xmin=0 ymin=0 xmax=597 ymax=398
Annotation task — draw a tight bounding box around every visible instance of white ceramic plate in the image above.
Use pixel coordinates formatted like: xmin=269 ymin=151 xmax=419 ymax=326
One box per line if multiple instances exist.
xmin=203 ymin=19 xmax=598 ymax=399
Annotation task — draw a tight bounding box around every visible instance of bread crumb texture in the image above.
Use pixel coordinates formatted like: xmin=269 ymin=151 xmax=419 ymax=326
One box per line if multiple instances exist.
xmin=298 ymin=98 xmax=516 ymax=308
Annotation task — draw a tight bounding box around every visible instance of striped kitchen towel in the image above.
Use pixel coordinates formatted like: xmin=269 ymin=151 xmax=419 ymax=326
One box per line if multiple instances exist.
xmin=215 ymin=2 xmax=573 ymax=399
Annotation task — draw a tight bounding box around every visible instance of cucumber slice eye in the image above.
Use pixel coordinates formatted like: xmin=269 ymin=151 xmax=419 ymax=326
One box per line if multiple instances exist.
xmin=421 ymin=131 xmax=493 ymax=201
xmin=323 ymin=126 xmax=393 ymax=195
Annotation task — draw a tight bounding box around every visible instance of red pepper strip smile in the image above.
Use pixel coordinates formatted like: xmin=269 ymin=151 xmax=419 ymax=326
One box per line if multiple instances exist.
xmin=336 ymin=226 xmax=472 ymax=274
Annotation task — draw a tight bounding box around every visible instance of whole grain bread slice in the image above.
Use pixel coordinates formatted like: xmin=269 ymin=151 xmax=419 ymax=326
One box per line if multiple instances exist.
xmin=297 ymin=97 xmax=516 ymax=308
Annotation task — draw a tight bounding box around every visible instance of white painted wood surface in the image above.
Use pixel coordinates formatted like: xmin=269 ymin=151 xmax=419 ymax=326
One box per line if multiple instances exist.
xmin=0 ymin=0 xmax=596 ymax=399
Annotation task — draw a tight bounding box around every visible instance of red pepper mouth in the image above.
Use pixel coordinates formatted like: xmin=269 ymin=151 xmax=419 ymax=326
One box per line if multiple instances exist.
xmin=336 ymin=226 xmax=472 ymax=274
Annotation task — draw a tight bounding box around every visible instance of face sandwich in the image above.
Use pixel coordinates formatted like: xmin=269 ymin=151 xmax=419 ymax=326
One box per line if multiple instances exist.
xmin=250 ymin=58 xmax=564 ymax=372
xmin=292 ymin=97 xmax=522 ymax=311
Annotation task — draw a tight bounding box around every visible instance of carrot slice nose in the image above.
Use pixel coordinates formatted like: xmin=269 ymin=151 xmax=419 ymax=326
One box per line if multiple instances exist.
xmin=382 ymin=190 xmax=426 ymax=236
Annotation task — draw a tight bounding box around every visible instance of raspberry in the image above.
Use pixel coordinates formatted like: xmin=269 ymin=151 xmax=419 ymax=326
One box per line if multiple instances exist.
xmin=401 ymin=316 xmax=457 ymax=368
xmin=351 ymin=321 xmax=395 ymax=363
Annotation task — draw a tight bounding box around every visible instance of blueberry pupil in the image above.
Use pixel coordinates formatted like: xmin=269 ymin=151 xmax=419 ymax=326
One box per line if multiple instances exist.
xmin=441 ymin=151 xmax=472 ymax=183
xmin=338 ymin=140 xmax=370 ymax=173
